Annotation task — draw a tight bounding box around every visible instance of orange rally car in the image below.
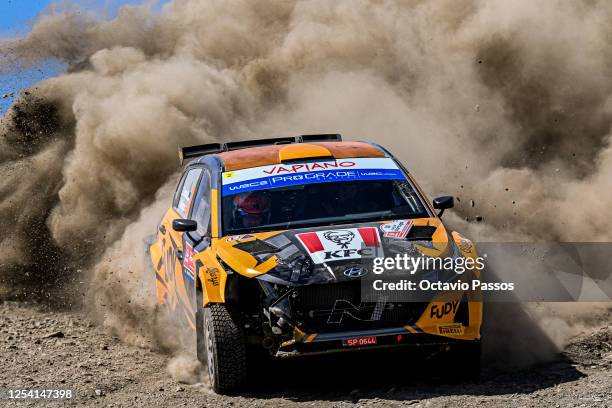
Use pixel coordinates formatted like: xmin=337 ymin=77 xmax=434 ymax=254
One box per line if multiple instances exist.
xmin=147 ymin=134 xmax=482 ymax=393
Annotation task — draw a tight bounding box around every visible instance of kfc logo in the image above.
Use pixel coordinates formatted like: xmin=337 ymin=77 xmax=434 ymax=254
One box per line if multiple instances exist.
xmin=296 ymin=227 xmax=382 ymax=264
xmin=323 ymin=230 xmax=355 ymax=248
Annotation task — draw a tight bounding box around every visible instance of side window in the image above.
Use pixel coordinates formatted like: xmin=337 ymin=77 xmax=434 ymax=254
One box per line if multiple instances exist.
xmin=175 ymin=168 xmax=202 ymax=217
xmin=172 ymin=172 xmax=188 ymax=208
xmin=191 ymin=170 xmax=212 ymax=236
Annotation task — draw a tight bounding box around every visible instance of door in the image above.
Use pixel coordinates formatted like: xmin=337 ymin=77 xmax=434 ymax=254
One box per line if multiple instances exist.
xmin=158 ymin=167 xmax=203 ymax=316
xmin=186 ymin=169 xmax=213 ymax=316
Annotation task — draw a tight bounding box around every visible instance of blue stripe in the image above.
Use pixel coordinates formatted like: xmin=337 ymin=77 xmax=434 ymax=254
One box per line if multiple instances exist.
xmin=183 ymin=269 xmax=195 ymax=283
xmin=222 ymin=169 xmax=405 ymax=195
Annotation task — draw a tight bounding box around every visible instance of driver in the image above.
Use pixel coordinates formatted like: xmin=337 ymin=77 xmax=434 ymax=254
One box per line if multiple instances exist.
xmin=232 ymin=191 xmax=271 ymax=228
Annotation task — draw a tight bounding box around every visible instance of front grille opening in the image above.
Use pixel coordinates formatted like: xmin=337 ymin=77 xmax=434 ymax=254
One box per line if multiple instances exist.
xmin=293 ymin=281 xmax=427 ymax=333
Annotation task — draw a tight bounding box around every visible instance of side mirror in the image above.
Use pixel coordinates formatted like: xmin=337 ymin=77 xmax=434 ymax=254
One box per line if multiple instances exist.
xmin=432 ymin=196 xmax=454 ymax=217
xmin=172 ymin=219 xmax=197 ymax=232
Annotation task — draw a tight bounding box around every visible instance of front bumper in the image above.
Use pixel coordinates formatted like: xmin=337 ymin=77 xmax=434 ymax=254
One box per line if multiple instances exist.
xmin=277 ymin=323 xmax=478 ymax=355
xmin=260 ymin=278 xmax=483 ymax=355
xmin=277 ymin=327 xmax=480 ymax=356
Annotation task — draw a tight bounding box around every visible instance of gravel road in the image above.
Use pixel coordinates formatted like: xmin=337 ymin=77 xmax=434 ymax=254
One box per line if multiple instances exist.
xmin=0 ymin=301 xmax=610 ymax=407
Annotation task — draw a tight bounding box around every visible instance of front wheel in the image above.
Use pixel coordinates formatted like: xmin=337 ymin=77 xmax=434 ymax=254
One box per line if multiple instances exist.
xmin=196 ymin=303 xmax=247 ymax=394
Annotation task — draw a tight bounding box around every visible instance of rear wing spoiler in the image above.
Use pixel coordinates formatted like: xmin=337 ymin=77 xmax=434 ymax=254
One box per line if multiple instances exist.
xmin=178 ymin=133 xmax=342 ymax=165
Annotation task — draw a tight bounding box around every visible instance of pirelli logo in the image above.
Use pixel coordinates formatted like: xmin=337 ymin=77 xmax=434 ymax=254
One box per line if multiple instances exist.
xmin=437 ymin=323 xmax=465 ymax=336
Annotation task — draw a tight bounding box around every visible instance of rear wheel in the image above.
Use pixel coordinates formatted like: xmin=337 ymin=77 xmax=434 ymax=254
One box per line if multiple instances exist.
xmin=196 ymin=302 xmax=247 ymax=394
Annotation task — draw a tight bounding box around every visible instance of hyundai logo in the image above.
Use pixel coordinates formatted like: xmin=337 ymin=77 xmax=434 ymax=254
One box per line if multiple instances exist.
xmin=343 ymin=266 xmax=368 ymax=278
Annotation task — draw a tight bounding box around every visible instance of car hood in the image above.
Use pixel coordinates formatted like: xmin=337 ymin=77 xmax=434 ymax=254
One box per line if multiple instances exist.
xmin=213 ymin=217 xmax=461 ymax=285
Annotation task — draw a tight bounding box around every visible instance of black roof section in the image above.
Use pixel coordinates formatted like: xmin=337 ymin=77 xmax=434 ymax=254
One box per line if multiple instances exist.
xmin=178 ymin=134 xmax=342 ymax=165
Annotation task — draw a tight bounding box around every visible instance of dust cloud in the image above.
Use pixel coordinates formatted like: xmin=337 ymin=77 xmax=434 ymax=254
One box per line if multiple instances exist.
xmin=167 ymin=354 xmax=204 ymax=384
xmin=1 ymin=0 xmax=611 ymax=368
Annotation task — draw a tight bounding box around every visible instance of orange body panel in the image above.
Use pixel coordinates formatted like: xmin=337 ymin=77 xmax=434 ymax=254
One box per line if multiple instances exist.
xmin=218 ymin=141 xmax=385 ymax=171
xmin=278 ymin=144 xmax=333 ymax=161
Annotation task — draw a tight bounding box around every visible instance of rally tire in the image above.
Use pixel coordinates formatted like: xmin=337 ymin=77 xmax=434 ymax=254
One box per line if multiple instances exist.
xmin=202 ymin=304 xmax=247 ymax=394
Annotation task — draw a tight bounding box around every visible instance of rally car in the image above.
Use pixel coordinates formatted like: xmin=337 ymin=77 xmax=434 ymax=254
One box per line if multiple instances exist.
xmin=148 ymin=134 xmax=482 ymax=393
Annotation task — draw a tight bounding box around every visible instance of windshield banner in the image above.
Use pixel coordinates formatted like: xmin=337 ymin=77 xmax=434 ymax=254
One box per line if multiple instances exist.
xmin=221 ymin=158 xmax=406 ymax=195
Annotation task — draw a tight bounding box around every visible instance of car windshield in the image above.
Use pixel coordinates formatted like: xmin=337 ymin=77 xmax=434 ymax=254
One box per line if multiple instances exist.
xmin=220 ymin=158 xmax=430 ymax=235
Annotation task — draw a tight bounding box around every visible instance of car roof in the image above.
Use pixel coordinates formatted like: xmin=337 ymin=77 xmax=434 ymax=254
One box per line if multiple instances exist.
xmin=214 ymin=141 xmax=386 ymax=171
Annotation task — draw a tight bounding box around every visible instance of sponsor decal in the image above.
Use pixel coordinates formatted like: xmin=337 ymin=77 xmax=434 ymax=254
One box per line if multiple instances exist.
xmin=437 ymin=323 xmax=465 ymax=336
xmin=343 ymin=266 xmax=369 ymax=278
xmin=328 ymin=300 xmax=382 ymax=323
xmin=324 ymin=230 xmax=355 ymax=248
xmin=457 ymin=238 xmax=473 ymax=253
xmin=380 ymin=219 xmax=413 ymax=239
xmin=164 ymin=247 xmax=176 ymax=288
xmin=262 ymin=161 xmax=356 ymax=175
xmin=183 ymin=243 xmax=196 ymax=274
xmin=296 ymin=227 xmax=382 ymax=264
xmin=342 ymin=336 xmax=377 ymax=347
xmin=430 ymin=301 xmax=459 ymax=319
xmin=221 ymin=158 xmax=406 ymax=195
xmin=206 ymin=267 xmax=220 ymax=287
xmin=226 ymin=234 xmax=254 ymax=243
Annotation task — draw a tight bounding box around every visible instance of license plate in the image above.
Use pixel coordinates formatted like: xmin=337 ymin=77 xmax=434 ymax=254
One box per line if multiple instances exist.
xmin=342 ymin=336 xmax=377 ymax=347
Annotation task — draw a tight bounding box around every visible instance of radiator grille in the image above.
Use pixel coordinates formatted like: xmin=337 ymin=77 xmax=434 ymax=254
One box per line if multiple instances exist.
xmin=293 ymin=281 xmax=427 ymax=333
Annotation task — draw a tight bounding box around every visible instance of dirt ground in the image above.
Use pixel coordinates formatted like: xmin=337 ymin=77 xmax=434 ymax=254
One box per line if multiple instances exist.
xmin=0 ymin=301 xmax=611 ymax=407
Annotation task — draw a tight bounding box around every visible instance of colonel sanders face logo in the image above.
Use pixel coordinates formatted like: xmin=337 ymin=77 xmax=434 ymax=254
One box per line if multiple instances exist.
xmin=323 ymin=230 xmax=355 ymax=249
xmin=297 ymin=227 xmax=381 ymax=264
